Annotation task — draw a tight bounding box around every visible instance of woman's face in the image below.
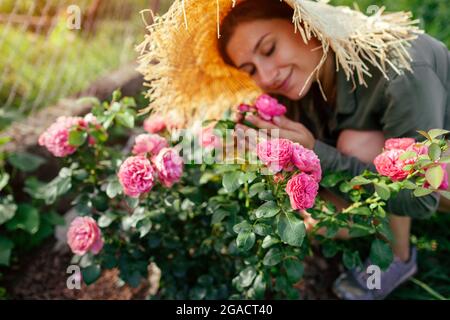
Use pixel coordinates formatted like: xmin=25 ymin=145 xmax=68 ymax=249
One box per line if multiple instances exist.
xmin=225 ymin=19 xmax=323 ymax=100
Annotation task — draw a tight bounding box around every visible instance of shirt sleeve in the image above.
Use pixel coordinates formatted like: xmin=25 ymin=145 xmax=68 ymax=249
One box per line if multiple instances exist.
xmin=314 ymin=65 xmax=447 ymax=218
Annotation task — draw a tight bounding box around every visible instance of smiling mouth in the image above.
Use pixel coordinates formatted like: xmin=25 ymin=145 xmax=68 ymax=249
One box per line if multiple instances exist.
xmin=275 ymin=68 xmax=293 ymax=92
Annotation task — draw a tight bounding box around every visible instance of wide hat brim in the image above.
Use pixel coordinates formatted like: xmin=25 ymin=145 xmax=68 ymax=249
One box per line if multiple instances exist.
xmin=137 ymin=0 xmax=422 ymax=127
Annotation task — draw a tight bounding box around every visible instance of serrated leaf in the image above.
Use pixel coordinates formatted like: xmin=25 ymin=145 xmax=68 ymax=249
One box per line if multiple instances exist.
xmin=262 ymin=235 xmax=280 ymax=249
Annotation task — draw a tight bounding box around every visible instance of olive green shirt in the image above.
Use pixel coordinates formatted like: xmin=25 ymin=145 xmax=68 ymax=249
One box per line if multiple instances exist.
xmin=280 ymin=33 xmax=450 ymax=218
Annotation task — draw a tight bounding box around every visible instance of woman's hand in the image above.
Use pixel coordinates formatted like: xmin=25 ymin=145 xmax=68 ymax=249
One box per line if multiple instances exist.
xmin=236 ymin=114 xmax=316 ymax=150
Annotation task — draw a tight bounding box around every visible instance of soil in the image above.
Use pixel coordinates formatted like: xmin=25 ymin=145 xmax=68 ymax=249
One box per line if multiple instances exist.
xmin=4 ymin=240 xmax=341 ymax=300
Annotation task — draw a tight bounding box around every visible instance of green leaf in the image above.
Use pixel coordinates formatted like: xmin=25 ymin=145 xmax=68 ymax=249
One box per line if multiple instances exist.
xmin=233 ymin=220 xmax=252 ymax=233
xmin=68 ymin=130 xmax=87 ymax=147
xmin=238 ymin=266 xmax=257 ymax=288
xmin=7 ymin=152 xmax=45 ymax=172
xmin=253 ymin=223 xmax=272 ymax=236
xmin=283 ymin=259 xmax=304 ymax=283
xmin=376 ymin=222 xmax=395 ymax=243
xmin=349 ymin=176 xmax=372 ymax=187
xmin=5 ymin=204 xmax=40 ymax=234
xmin=428 ymin=129 xmax=450 ymax=139
xmin=425 ymin=165 xmax=444 ymax=189
xmin=98 ymin=212 xmax=118 ymax=228
xmin=277 ymin=211 xmax=306 ymax=247
xmin=81 ymin=265 xmax=102 ymax=285
xmin=349 ymin=206 xmax=372 ymax=216
xmin=320 ymin=172 xmax=349 ymax=188
xmin=0 ymin=236 xmax=14 ymax=266
xmin=116 ymin=110 xmax=135 ymax=128
xmin=106 ymin=179 xmax=123 ymax=198
xmin=417 ymin=130 xmax=432 ymax=141
xmin=402 ymin=180 xmax=417 ymax=190
xmin=0 ymin=172 xmax=9 ymax=191
xmin=236 ymin=230 xmax=255 ymax=252
xmin=374 ymin=183 xmax=391 ymax=200
xmin=222 ymin=171 xmax=243 ymax=193
xmin=414 ymin=187 xmax=434 ymax=197
xmin=343 ymin=250 xmax=362 ymax=269
xmin=349 ymin=223 xmax=374 ymax=238
xmin=255 ymin=201 xmax=280 ymax=219
xmin=399 ymin=150 xmax=417 ymax=161
xmin=263 ymin=248 xmax=283 ymax=266
xmin=339 ymin=181 xmax=352 ymax=193
xmin=252 ymin=273 xmax=267 ymax=299
xmin=0 ymin=202 xmax=16 ymax=225
xmin=428 ymin=143 xmax=442 ymax=161
xmin=249 ymin=182 xmax=265 ymax=197
xmin=261 ymin=235 xmax=280 ymax=249
xmin=211 ymin=209 xmax=228 ymax=224
xmin=439 ymin=156 xmax=450 ymax=163
xmin=369 ymin=239 xmax=393 ymax=270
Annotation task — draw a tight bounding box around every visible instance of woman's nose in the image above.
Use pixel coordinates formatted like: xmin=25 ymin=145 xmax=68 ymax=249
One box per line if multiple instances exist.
xmin=256 ymin=62 xmax=278 ymax=89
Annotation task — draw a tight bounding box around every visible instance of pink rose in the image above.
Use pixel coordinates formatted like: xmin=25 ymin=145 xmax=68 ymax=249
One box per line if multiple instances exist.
xmin=291 ymin=143 xmax=322 ymax=182
xmin=132 ymin=134 xmax=168 ymax=156
xmin=384 ymin=138 xmax=415 ymax=151
xmin=286 ymin=173 xmax=319 ymax=211
xmin=144 ymin=114 xmax=166 ymax=133
xmin=152 ymin=148 xmax=184 ymax=187
xmin=67 ymin=216 xmax=104 ymax=256
xmin=373 ymin=149 xmax=413 ymax=181
xmin=118 ymin=156 xmax=155 ymax=197
xmin=199 ymin=126 xmax=221 ymax=149
xmin=254 ymin=94 xmax=287 ymax=121
xmin=39 ymin=116 xmax=85 ymax=157
xmin=256 ymin=138 xmax=293 ymax=173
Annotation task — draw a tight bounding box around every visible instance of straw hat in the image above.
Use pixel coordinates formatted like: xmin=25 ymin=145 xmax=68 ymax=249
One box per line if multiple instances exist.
xmin=136 ymin=0 xmax=422 ymax=127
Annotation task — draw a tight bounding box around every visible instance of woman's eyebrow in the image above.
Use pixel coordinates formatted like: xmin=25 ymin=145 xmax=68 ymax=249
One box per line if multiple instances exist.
xmin=237 ymin=32 xmax=271 ymax=69
xmin=253 ymin=32 xmax=271 ymax=53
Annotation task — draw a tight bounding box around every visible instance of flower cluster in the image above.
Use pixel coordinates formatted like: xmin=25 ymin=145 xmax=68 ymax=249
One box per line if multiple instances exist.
xmin=143 ymin=111 xmax=183 ymax=134
xmin=374 ymin=137 xmax=448 ymax=189
xmin=118 ymin=133 xmax=184 ymax=197
xmin=236 ymin=94 xmax=287 ymax=123
xmin=256 ymin=138 xmax=321 ymax=210
xmin=38 ymin=114 xmax=102 ymax=157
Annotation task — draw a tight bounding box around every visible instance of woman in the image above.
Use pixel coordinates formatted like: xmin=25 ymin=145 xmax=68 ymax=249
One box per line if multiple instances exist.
xmin=138 ymin=0 xmax=450 ymax=299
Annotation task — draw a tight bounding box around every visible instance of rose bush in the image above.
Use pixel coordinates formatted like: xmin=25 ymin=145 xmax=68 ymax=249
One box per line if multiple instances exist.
xmin=37 ymin=91 xmax=450 ymax=299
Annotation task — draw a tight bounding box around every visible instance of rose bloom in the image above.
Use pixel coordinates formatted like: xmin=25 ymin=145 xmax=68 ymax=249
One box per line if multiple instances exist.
xmin=285 ymin=173 xmax=319 ymax=211
xmin=373 ymin=149 xmax=414 ymax=181
xmin=118 ymin=156 xmax=155 ymax=197
xmin=291 ymin=143 xmax=322 ymax=182
xmin=132 ymin=133 xmax=168 ymax=156
xmin=256 ymin=138 xmax=293 ymax=173
xmin=67 ymin=216 xmax=103 ymax=256
xmin=199 ymin=126 xmax=222 ymax=149
xmin=254 ymin=94 xmax=287 ymax=121
xmin=143 ymin=114 xmax=166 ymax=133
xmin=384 ymin=138 xmax=416 ymax=151
xmin=38 ymin=116 xmax=85 ymax=157
xmin=152 ymin=148 xmax=184 ymax=187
